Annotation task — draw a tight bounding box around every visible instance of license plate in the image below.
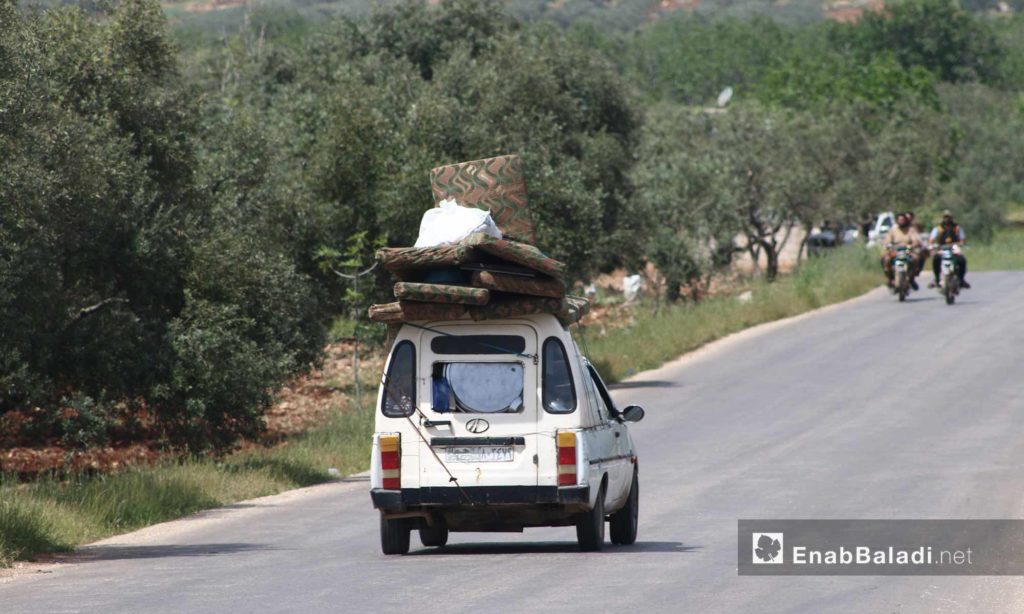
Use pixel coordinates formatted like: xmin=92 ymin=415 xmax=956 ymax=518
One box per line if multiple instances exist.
xmin=444 ymin=446 xmax=514 ymax=463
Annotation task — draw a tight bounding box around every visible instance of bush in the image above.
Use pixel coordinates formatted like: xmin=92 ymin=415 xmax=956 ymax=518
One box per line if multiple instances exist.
xmin=0 ymin=1 xmax=325 ymax=451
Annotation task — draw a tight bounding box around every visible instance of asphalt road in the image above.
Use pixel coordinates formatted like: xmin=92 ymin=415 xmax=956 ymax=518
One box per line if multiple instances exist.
xmin=3 ymin=272 xmax=1024 ymax=613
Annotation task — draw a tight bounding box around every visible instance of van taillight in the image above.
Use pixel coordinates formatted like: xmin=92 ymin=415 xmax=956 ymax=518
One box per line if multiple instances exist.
xmin=380 ymin=434 xmax=401 ymax=490
xmin=557 ymin=431 xmax=577 ymax=486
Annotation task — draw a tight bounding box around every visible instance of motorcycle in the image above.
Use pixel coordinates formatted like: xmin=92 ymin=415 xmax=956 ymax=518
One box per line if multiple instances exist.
xmin=939 ymin=244 xmax=960 ymax=305
xmin=891 ymin=245 xmax=913 ymax=303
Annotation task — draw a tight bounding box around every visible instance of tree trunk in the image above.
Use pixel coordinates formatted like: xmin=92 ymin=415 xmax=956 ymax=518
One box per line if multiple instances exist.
xmin=796 ymin=222 xmax=812 ymax=267
xmin=748 ymin=243 xmax=762 ymax=276
xmin=764 ymin=245 xmax=780 ymax=281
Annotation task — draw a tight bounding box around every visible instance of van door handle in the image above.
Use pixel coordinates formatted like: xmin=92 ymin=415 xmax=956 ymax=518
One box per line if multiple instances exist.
xmin=614 ymin=431 xmax=620 ymax=438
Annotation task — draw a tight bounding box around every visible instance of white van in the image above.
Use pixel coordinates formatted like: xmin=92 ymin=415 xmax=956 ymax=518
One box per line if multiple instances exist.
xmin=369 ymin=313 xmax=644 ymax=554
xmin=866 ymin=211 xmax=896 ymax=247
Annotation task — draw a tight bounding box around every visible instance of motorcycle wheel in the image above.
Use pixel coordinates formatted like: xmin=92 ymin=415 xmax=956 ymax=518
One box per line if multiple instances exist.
xmin=897 ymin=272 xmax=907 ymax=302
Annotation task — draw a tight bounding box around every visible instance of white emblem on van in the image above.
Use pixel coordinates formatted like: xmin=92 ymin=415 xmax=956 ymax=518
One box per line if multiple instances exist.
xmin=466 ymin=418 xmax=490 ymax=434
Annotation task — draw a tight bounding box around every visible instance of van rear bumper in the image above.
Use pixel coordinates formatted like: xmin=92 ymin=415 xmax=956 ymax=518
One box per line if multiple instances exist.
xmin=371 ymin=485 xmax=589 ymax=511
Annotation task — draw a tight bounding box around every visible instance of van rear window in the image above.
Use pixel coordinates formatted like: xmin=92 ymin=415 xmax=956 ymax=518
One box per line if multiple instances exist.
xmin=432 ymin=362 xmax=524 ymax=413
xmin=430 ymin=335 xmax=526 ymax=355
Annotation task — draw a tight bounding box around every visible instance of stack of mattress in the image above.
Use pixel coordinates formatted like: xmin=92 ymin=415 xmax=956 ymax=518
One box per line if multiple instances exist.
xmin=368 ymin=155 xmax=589 ymax=326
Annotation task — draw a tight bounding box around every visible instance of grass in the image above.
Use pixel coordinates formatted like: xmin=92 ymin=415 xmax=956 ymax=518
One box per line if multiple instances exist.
xmin=584 ymin=247 xmax=880 ymax=383
xmin=966 ymin=226 xmax=1024 ymax=272
xmin=0 ymin=405 xmax=373 ymax=567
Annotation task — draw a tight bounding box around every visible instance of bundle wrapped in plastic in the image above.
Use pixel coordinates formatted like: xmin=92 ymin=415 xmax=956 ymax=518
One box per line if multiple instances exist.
xmin=413 ymin=198 xmax=501 ymax=248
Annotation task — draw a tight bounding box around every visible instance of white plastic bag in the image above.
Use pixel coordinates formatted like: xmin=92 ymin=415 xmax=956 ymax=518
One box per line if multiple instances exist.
xmin=623 ymin=274 xmax=644 ymax=302
xmin=413 ymin=198 xmax=502 ymax=248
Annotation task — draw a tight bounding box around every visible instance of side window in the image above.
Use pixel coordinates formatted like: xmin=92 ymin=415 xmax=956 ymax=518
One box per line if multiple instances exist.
xmin=381 ymin=341 xmax=415 ymax=417
xmin=586 ymin=365 xmax=614 ymax=421
xmin=542 ymin=338 xmax=576 ymax=414
xmin=577 ymin=357 xmax=600 ymax=423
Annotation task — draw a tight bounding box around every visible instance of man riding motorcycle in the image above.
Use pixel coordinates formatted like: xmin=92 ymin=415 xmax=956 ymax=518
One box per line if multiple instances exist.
xmin=929 ymin=210 xmax=970 ymax=289
xmin=881 ymin=212 xmax=923 ymax=290
xmin=904 ymin=211 xmax=928 ymax=288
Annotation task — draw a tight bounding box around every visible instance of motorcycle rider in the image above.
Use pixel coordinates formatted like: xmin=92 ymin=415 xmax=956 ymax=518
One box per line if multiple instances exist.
xmin=929 ymin=210 xmax=970 ymax=289
xmin=904 ymin=211 xmax=928 ymax=287
xmin=881 ymin=212 xmax=923 ymax=290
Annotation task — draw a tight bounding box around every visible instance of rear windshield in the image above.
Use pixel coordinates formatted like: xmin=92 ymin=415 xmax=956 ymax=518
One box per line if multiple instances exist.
xmin=432 ymin=362 xmax=524 ymax=413
xmin=430 ymin=335 xmax=526 ymax=355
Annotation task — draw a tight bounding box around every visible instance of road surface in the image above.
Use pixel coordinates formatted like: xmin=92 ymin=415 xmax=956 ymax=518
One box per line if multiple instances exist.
xmin=3 ymin=272 xmax=1024 ymax=613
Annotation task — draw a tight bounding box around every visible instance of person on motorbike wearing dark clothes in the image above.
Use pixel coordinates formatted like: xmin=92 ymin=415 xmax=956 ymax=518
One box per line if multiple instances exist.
xmin=928 ymin=211 xmax=970 ymax=289
xmin=882 ymin=213 xmax=923 ymax=290
xmin=904 ymin=211 xmax=928 ymax=286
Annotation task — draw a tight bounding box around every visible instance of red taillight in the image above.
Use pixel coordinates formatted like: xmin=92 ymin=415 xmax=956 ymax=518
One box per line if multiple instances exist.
xmin=380 ymin=434 xmax=401 ymax=490
xmin=557 ymin=431 xmax=577 ymax=486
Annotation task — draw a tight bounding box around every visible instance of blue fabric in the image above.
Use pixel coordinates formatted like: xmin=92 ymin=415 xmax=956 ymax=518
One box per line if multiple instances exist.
xmin=422 ymin=267 xmax=468 ymax=284
xmin=432 ymin=376 xmax=450 ymax=412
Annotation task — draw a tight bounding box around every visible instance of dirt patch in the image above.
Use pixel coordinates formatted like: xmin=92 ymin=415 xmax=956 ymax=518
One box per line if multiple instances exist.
xmin=262 ymin=341 xmax=384 ymax=438
xmin=1 ymin=444 xmax=161 ymax=477
xmin=181 ymin=0 xmax=246 ymax=14
xmin=0 ymin=341 xmax=383 ymax=477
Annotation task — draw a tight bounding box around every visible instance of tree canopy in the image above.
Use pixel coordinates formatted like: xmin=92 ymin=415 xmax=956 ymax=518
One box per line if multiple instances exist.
xmin=4 ymin=0 xmax=1024 ymax=449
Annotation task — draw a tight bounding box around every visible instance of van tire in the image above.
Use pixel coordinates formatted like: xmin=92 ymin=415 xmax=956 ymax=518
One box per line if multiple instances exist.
xmin=380 ymin=515 xmax=410 ymax=555
xmin=576 ymin=484 xmax=605 ymax=551
xmin=610 ymin=471 xmax=638 ymax=545
xmin=419 ymin=525 xmax=449 ymax=548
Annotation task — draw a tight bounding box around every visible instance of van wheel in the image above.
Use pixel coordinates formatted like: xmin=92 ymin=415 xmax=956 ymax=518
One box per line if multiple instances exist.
xmin=419 ymin=525 xmax=449 ymax=548
xmin=576 ymin=484 xmax=605 ymax=552
xmin=380 ymin=515 xmax=410 ymax=555
xmin=610 ymin=472 xmax=638 ymax=545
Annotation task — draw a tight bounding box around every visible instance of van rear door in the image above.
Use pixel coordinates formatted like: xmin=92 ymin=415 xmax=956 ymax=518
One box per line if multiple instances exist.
xmin=416 ymin=323 xmax=539 ymax=489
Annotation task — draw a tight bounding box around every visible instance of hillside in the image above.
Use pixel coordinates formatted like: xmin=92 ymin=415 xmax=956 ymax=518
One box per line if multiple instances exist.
xmin=163 ymin=0 xmax=859 ymax=37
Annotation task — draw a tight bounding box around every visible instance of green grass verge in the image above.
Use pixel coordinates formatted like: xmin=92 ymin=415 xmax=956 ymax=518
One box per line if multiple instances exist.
xmin=0 ymin=406 xmax=373 ymax=567
xmin=584 ymin=247 xmax=880 ymax=383
xmin=966 ymin=226 xmax=1024 ymax=272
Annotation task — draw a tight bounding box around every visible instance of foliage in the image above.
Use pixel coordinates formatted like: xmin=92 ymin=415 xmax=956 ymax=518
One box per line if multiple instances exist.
xmin=626 ymin=16 xmax=795 ymax=105
xmin=633 ymin=102 xmax=947 ymax=281
xmin=830 ymin=0 xmax=1005 ymax=84
xmin=754 ymin=48 xmax=938 ymax=114
xmin=933 ymin=83 xmax=1024 ymax=242
xmin=5 ymin=0 xmax=1024 ymax=458
xmin=0 ymin=1 xmax=325 ymax=451
xmin=196 ymin=1 xmax=643 ymax=282
xmin=584 ymin=246 xmax=879 ymax=383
